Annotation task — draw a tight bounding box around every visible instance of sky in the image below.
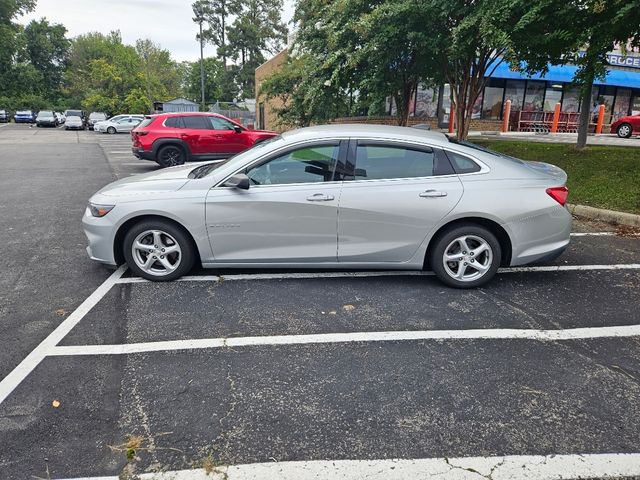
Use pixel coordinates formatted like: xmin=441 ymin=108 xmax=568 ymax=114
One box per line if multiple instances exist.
xmin=19 ymin=0 xmax=296 ymax=62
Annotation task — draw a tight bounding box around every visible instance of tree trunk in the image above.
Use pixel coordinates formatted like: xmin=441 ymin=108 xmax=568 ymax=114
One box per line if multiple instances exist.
xmin=395 ymin=80 xmax=416 ymax=126
xmin=577 ymin=67 xmax=595 ymax=149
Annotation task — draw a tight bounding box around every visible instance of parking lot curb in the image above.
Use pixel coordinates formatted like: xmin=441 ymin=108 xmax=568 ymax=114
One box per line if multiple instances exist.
xmin=568 ymin=203 xmax=640 ymax=227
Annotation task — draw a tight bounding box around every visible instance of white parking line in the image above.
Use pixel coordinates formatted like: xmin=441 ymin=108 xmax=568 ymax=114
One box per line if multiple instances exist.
xmin=114 ymin=263 xmax=640 ymax=285
xmin=49 ymin=323 xmax=640 ymax=357
xmin=57 ymin=452 xmax=640 ymax=479
xmin=0 ymin=266 xmax=126 ymax=406
xmin=570 ymin=232 xmax=616 ymax=236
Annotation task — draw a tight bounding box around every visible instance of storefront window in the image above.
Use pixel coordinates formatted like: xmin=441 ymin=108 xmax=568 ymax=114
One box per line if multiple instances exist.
xmin=598 ymin=86 xmax=616 ymax=123
xmin=472 ymin=91 xmax=483 ymax=119
xmin=632 ymin=94 xmax=640 ymax=115
xmin=613 ymin=88 xmax=631 ymax=121
xmin=481 ymin=79 xmax=505 ymax=120
xmin=562 ymin=87 xmax=580 ymax=113
xmin=544 ymin=84 xmax=563 ymax=111
xmin=504 ymin=80 xmax=525 ymax=111
xmin=523 ymin=81 xmax=545 ymax=111
xmin=415 ymin=87 xmax=439 ymax=117
xmin=440 ymin=84 xmax=451 ymax=124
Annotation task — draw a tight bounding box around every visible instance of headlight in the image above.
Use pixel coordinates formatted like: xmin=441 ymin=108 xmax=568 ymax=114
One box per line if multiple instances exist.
xmin=89 ymin=203 xmax=115 ymax=217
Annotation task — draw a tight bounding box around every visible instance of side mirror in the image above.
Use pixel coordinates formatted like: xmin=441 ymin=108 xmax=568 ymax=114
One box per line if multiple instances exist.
xmin=233 ymin=125 xmax=243 ymax=134
xmin=223 ymin=173 xmax=250 ymax=190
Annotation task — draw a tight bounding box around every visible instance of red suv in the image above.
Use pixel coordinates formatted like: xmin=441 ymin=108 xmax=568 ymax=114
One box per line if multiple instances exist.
xmin=131 ymin=112 xmax=277 ymax=167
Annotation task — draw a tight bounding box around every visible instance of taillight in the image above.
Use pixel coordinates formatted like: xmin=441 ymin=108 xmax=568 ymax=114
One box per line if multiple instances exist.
xmin=546 ymin=186 xmax=569 ymax=206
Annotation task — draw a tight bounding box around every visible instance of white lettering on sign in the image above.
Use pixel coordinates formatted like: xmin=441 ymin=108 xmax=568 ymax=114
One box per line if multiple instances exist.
xmin=606 ymin=53 xmax=640 ymax=69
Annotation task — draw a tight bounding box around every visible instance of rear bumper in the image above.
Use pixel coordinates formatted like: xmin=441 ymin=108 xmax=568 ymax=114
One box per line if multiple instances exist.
xmin=132 ymin=147 xmax=155 ymax=161
xmin=507 ymin=205 xmax=572 ymax=266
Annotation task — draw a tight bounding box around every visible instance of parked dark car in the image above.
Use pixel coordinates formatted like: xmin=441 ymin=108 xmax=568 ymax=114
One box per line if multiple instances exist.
xmin=131 ymin=112 xmax=278 ymax=167
xmin=0 ymin=110 xmax=11 ymax=123
xmin=36 ymin=110 xmax=58 ymax=127
xmin=15 ymin=110 xmax=36 ymax=123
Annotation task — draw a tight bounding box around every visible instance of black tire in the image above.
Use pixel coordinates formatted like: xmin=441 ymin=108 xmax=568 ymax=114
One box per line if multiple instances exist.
xmin=107 ymin=126 xmax=116 ymax=134
xmin=617 ymin=123 xmax=633 ymax=138
xmin=429 ymin=223 xmax=502 ymax=289
xmin=157 ymin=144 xmax=186 ymax=167
xmin=123 ymin=219 xmax=196 ymax=281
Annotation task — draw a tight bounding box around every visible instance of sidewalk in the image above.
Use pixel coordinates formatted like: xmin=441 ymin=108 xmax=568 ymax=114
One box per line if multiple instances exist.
xmin=467 ymin=131 xmax=640 ymax=147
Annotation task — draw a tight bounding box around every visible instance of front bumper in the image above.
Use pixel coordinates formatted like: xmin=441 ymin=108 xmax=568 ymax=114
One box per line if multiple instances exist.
xmin=82 ymin=207 xmax=118 ymax=266
xmin=132 ymin=147 xmax=155 ymax=161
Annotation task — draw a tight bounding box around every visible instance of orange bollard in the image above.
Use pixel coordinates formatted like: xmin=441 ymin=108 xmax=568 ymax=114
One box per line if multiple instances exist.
xmin=448 ymin=103 xmax=455 ymax=134
xmin=502 ymin=99 xmax=511 ymax=133
xmin=550 ymin=102 xmax=561 ymax=134
xmin=595 ymin=104 xmax=605 ymax=134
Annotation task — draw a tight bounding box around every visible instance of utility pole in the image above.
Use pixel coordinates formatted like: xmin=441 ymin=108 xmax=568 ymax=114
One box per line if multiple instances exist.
xmin=194 ymin=3 xmax=206 ymax=112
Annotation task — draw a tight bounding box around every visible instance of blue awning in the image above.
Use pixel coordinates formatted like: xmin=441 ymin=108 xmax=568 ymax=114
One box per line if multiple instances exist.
xmin=488 ymin=61 xmax=640 ymax=89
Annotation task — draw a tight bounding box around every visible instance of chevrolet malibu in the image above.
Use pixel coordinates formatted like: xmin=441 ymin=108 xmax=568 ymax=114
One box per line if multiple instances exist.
xmin=83 ymin=125 xmax=571 ymax=288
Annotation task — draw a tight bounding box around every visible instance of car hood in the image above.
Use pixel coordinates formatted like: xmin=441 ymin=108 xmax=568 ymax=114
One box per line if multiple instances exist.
xmin=97 ymin=163 xmax=204 ymax=197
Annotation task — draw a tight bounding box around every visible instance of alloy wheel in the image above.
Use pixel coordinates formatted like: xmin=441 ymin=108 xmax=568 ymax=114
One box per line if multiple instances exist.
xmin=618 ymin=124 xmax=631 ymax=138
xmin=131 ymin=229 xmax=182 ymax=276
xmin=442 ymin=235 xmax=493 ymax=282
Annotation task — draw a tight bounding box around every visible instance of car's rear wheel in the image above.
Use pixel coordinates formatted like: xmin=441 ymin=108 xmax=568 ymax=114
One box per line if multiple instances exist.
xmin=157 ymin=144 xmax=186 ymax=167
xmin=123 ymin=220 xmax=195 ymax=281
xmin=617 ymin=123 xmax=632 ymax=138
xmin=107 ymin=126 xmax=116 ymax=134
xmin=429 ymin=224 xmax=501 ymax=288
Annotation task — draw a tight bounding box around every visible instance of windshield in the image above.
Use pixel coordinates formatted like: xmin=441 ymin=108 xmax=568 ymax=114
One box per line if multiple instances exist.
xmin=38 ymin=111 xmax=54 ymax=117
xmin=90 ymin=112 xmax=106 ymax=120
xmin=188 ymin=160 xmax=231 ymax=179
xmin=67 ymin=110 xmax=82 ymax=117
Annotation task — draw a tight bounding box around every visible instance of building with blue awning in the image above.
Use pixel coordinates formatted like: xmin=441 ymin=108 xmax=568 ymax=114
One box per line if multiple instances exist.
xmin=407 ymin=52 xmax=640 ymax=128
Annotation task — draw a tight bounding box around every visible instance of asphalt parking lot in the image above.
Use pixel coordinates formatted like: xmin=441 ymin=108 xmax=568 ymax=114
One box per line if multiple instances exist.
xmin=1 ymin=122 xmax=640 ymax=479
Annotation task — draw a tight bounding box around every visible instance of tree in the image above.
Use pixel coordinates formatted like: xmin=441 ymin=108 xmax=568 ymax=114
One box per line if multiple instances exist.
xmin=259 ymin=54 xmax=346 ymax=127
xmin=226 ymin=0 xmax=287 ymax=97
xmin=0 ymin=0 xmax=36 ymax=97
xmin=193 ymin=0 xmax=240 ymax=68
xmin=568 ymin=1 xmax=640 ymax=148
xmin=182 ymin=57 xmax=238 ymax=102
xmin=415 ymin=0 xmax=584 ymax=140
xmin=21 ymin=19 xmax=70 ymax=98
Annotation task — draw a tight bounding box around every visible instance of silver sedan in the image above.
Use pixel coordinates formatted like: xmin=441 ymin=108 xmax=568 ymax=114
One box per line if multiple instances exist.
xmin=83 ymin=125 xmax=571 ymax=288
xmin=100 ymin=117 xmax=142 ymax=134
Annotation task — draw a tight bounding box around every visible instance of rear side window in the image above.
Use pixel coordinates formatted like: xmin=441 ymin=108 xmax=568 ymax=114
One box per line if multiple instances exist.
xmin=182 ymin=115 xmax=209 ymax=129
xmin=354 ymin=145 xmax=448 ymax=180
xmin=164 ymin=116 xmax=184 ymax=128
xmin=445 ymin=150 xmax=481 ymax=174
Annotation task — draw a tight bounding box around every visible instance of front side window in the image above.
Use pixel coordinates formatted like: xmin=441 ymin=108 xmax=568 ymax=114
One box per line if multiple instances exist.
xmin=208 ymin=116 xmax=238 ymax=130
xmin=353 ymin=145 xmax=439 ymax=180
xmin=246 ymin=145 xmax=339 ymax=185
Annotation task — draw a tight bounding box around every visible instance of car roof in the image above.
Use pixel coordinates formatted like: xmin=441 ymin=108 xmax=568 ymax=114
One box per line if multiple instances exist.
xmin=280 ymin=124 xmax=450 ymax=146
xmin=150 ymin=112 xmax=226 ymax=118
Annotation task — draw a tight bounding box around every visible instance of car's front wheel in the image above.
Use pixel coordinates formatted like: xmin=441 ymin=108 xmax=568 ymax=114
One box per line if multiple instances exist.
xmin=107 ymin=126 xmax=116 ymax=134
xmin=123 ymin=220 xmax=195 ymax=281
xmin=617 ymin=123 xmax=633 ymax=138
xmin=157 ymin=144 xmax=186 ymax=167
xmin=429 ymin=223 xmax=501 ymax=288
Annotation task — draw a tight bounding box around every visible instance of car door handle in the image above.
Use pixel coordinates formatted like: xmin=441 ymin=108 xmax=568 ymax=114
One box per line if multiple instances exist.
xmin=419 ymin=190 xmax=447 ymax=198
xmin=306 ymin=193 xmax=335 ymax=202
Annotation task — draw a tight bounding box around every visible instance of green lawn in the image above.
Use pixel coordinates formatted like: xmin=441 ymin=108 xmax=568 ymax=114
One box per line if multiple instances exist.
xmin=471 ymin=140 xmax=640 ymax=214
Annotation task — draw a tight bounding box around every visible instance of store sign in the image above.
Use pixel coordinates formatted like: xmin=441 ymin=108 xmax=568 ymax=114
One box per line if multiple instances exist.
xmin=606 ymin=54 xmax=640 ymax=69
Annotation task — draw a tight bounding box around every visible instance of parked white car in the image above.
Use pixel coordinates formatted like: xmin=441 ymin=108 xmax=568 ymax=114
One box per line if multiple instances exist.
xmin=95 ymin=115 xmax=144 ymax=133
xmin=55 ymin=112 xmax=66 ymax=124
